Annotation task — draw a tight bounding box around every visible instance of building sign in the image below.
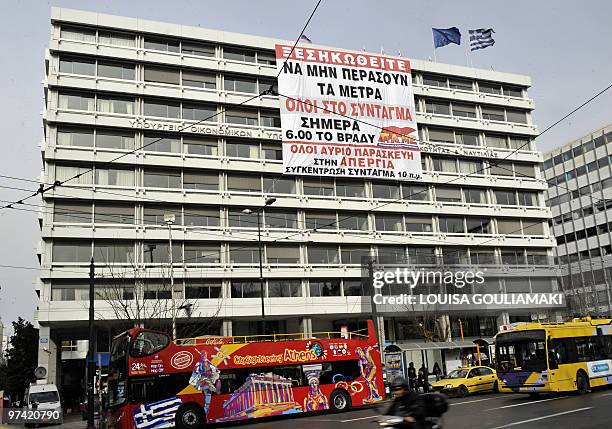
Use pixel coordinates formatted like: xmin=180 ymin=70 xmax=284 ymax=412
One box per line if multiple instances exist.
xmin=276 ymin=44 xmax=421 ymax=181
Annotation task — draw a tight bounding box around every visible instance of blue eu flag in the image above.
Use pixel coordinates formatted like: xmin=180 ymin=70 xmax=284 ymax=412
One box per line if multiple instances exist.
xmin=432 ymin=27 xmax=461 ymax=48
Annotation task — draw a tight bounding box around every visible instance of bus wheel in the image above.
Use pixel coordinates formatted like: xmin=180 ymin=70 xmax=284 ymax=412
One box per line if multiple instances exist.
xmin=457 ymin=385 xmax=469 ymax=397
xmin=576 ymin=372 xmax=590 ymax=394
xmin=330 ymin=389 xmax=351 ymax=413
xmin=176 ymin=404 xmax=205 ymax=429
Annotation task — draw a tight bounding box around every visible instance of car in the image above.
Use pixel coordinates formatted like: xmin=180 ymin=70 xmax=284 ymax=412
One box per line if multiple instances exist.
xmin=430 ymin=366 xmax=498 ymax=397
xmin=24 ymin=383 xmax=64 ymax=427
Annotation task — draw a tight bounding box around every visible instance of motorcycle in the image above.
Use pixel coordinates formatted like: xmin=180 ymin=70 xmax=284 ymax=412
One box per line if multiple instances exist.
xmin=376 ymin=393 xmax=448 ymax=429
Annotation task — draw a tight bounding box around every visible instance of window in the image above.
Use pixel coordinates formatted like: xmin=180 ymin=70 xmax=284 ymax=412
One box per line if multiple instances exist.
xmin=459 ymin=160 xmax=483 ymax=174
xmin=59 ymin=57 xmax=95 ymax=75
xmin=422 ymin=74 xmax=447 ymax=87
xmin=449 ymin=78 xmax=472 ymax=91
xmin=428 ymin=128 xmax=454 ymax=143
xmin=514 ymin=163 xmax=536 ymax=178
xmin=143 ymin=242 xmax=181 ymax=264
xmin=52 ymin=283 xmax=89 ymax=301
xmin=185 ymin=281 xmax=222 ymax=299
xmin=402 ymin=184 xmax=429 ymax=200
xmin=144 ymin=66 xmax=180 ymax=85
xmin=489 ymin=162 xmax=514 ymax=176
xmin=479 ymin=82 xmax=502 ymax=95
xmin=55 ymin=165 xmax=93 ymax=185
xmin=144 ymin=99 xmax=180 ymax=118
xmin=94 ymin=203 xmax=134 ymax=224
xmin=425 ymin=100 xmax=450 ymax=115
xmin=309 ymin=280 xmax=341 ymax=296
xmin=143 ymin=170 xmax=181 ymax=188
xmin=261 ymin=143 xmax=282 ymax=160
xmin=466 ymin=217 xmax=491 ymax=234
xmin=184 ymin=208 xmax=219 ymax=227
xmin=263 ymin=176 xmax=295 ymax=194
xmin=224 ymin=76 xmax=257 ymax=93
xmin=227 ymin=175 xmax=261 ymax=192
xmin=184 ymin=137 xmax=218 ymax=156
xmin=267 ymin=245 xmax=300 ymax=264
xmin=442 ymin=248 xmax=469 ymax=265
xmin=336 ymin=180 xmax=365 ymax=198
xmin=504 ymin=86 xmax=523 ymax=97
xmin=518 ymin=191 xmax=538 ymax=206
xmin=143 ymin=282 xmax=174 ymax=300
xmin=463 ymin=188 xmax=486 ymax=204
xmin=495 ymin=190 xmax=517 ymax=205
xmin=343 ymin=280 xmax=366 ymax=296
xmin=303 ymin=179 xmax=334 ymax=196
xmin=439 ymin=216 xmax=464 ymax=233
xmin=341 ymin=247 xmax=370 ymax=265
xmin=506 ymin=109 xmax=528 ymax=124
xmin=257 ymin=51 xmax=276 ymax=66
xmin=60 ymin=26 xmax=96 ymax=42
xmin=143 ymin=134 xmax=181 ymax=153
xmin=226 ymin=140 xmax=259 ymax=158
xmin=405 ymin=216 xmax=433 ymax=232
xmin=308 ymin=245 xmax=339 ymax=264
xmin=94 ymin=242 xmax=135 ymax=263
xmin=144 ymin=37 xmax=179 ymax=53
xmin=225 ymin=109 xmax=258 ymax=126
xmin=53 ymin=241 xmax=91 ymax=263
xmin=230 ymin=280 xmax=260 ymax=298
xmin=497 ymin=219 xmax=522 ymax=235
xmin=182 ymin=42 xmax=215 ymax=57
xmin=268 ymin=280 xmax=301 ymax=297
xmin=501 ymin=249 xmax=526 ymax=265
xmin=485 ymin=134 xmax=508 ymax=149
xmin=509 ymin=136 xmax=530 ymax=150
xmin=97 ymin=96 xmax=134 ymax=115
xmin=57 ymin=127 xmax=94 ymax=147
xmin=526 ymin=249 xmax=549 ymax=265
xmin=184 ymin=244 xmax=221 ymax=264
xmin=455 ymin=131 xmax=480 ymax=146
xmin=230 ymin=246 xmax=260 ymax=264
xmin=96 ymin=130 xmax=135 ymax=150
xmin=338 ymin=212 xmax=368 ymax=230
xmin=143 ymin=207 xmax=181 ymax=225
xmin=305 ymin=211 xmax=336 ymax=230
xmin=96 ymin=168 xmax=134 ymax=186
xmin=182 ymin=103 xmax=217 ymax=121
xmin=264 ymin=210 xmax=297 ymax=228
xmin=452 ymin=103 xmax=476 ymax=118
xmin=375 ymin=214 xmax=403 ymax=232
xmin=183 ymin=172 xmax=219 ymax=190
xmin=260 ymin=112 xmax=281 ymax=128
xmin=378 ymin=246 xmax=406 ymax=264
xmin=471 ymin=248 xmax=496 ymax=265
xmin=432 ymin=157 xmax=458 ymax=173
xmin=58 ymin=92 xmax=94 ymax=111
xmin=522 ymin=221 xmax=545 ymax=236
xmin=54 ymin=201 xmax=91 ymax=223
xmin=182 ymin=70 xmax=216 ymax=89
xmin=98 ymin=30 xmax=135 ymax=47
xmin=223 ymin=47 xmax=255 ymax=63
xmin=372 ymin=182 xmax=401 ymax=199
xmin=436 ymin=186 xmax=462 ymax=202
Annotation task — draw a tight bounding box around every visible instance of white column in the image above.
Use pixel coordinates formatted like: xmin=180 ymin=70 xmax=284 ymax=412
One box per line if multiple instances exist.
xmin=300 ymin=317 xmax=312 ymax=336
xmin=37 ymin=325 xmax=58 ymax=385
xmin=222 ymin=320 xmax=233 ymax=337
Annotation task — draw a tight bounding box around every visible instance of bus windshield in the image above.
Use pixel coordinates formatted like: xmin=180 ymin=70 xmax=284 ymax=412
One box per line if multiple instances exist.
xmin=109 ymin=333 xmax=130 ymax=408
xmin=496 ymin=330 xmax=547 ymax=372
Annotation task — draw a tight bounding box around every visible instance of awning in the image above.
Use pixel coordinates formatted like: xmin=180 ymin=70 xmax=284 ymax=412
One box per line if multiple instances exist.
xmin=394 ymin=338 xmax=495 ymax=352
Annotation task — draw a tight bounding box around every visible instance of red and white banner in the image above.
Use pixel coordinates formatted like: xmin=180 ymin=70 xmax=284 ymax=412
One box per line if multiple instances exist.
xmin=275 ymin=44 xmax=422 ymax=181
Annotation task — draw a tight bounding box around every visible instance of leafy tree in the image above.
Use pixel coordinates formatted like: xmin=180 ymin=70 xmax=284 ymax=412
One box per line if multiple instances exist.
xmin=4 ymin=318 xmax=38 ymax=400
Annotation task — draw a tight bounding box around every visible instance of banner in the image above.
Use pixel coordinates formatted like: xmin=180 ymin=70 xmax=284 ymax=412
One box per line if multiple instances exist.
xmin=275 ymin=44 xmax=422 ymax=181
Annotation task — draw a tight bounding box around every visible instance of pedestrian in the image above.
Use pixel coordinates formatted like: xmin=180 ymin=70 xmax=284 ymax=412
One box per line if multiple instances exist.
xmin=432 ymin=362 xmax=441 ymax=381
xmin=407 ymin=362 xmax=417 ymax=392
xmin=418 ymin=364 xmax=429 ymax=393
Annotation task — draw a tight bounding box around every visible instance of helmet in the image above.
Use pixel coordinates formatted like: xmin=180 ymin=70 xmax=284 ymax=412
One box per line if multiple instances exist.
xmin=390 ymin=376 xmax=409 ymax=390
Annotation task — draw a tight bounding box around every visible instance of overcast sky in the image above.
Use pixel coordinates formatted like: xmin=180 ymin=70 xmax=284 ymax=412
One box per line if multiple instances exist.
xmin=1 ymin=0 xmax=611 ymax=333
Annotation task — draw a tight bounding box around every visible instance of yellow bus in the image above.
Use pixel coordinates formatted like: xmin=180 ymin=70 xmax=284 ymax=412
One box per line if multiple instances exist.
xmin=494 ymin=318 xmax=612 ymax=395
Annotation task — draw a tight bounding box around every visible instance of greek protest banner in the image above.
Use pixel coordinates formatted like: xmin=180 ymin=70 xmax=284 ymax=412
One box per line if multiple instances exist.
xmin=275 ymin=44 xmax=422 ymax=181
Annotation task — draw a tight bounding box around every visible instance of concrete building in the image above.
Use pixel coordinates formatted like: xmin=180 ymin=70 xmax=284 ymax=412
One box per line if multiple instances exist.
xmin=36 ymin=8 xmax=560 ymax=399
xmin=543 ymin=124 xmax=612 ymax=315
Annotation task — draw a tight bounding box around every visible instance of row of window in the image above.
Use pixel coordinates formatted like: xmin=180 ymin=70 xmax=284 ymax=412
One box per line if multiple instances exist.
xmin=421 ymin=127 xmax=532 ymax=150
xmin=57 ymin=92 xmax=281 ymax=127
xmin=49 ymin=241 xmax=550 ymax=266
xmin=543 ymin=130 xmax=612 ymax=170
xmin=58 ymin=56 xmax=277 ymax=93
xmin=556 ymin=245 xmax=612 ymax=265
xmin=555 ymin=218 xmax=612 ymax=245
xmin=416 ymin=98 xmax=529 ymax=124
xmin=550 ymin=200 xmax=610 ymax=226
xmin=546 ymin=175 xmax=612 ymax=206
xmin=546 ymin=154 xmax=612 ymax=187
xmin=59 ymin=25 xmax=276 ymax=64
xmin=418 ymin=74 xmax=525 ymax=98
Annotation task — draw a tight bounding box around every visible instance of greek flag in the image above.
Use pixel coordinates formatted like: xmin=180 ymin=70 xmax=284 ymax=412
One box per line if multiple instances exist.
xmin=469 ymin=28 xmax=495 ymax=51
xmin=133 ymin=397 xmax=183 ymax=429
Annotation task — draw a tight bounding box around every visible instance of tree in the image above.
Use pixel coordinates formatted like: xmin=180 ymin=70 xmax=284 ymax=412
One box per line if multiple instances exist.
xmin=4 ymin=318 xmax=38 ymax=400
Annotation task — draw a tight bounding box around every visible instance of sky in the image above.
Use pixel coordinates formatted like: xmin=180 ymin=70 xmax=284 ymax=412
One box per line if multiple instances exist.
xmin=0 ymin=0 xmax=611 ymax=333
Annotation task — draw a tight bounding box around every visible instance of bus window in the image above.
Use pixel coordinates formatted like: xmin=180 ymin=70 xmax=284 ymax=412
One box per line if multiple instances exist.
xmin=129 ymin=373 xmax=190 ymax=403
xmin=320 ymin=360 xmax=360 ymax=384
xmin=131 ymin=332 xmax=170 ymax=357
xmin=496 ymin=331 xmax=547 ymax=372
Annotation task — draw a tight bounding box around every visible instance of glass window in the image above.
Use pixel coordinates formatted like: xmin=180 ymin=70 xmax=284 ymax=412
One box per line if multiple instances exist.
xmin=309 ymin=280 xmax=341 ymax=297
xmin=185 ymin=281 xmax=222 ymax=299
xmin=471 ymin=248 xmax=496 ymax=265
xmin=425 ymin=100 xmax=450 ymax=115
xmin=143 ymin=242 xmax=180 ymax=264
xmin=264 ymin=210 xmax=298 ymax=229
xmin=436 ymin=186 xmax=462 ymax=202
xmin=341 ymin=247 xmax=370 ymax=264
xmin=143 ymin=134 xmax=181 ymax=153
xmin=55 ymin=165 xmax=93 ymax=185
xmin=97 ymin=61 xmax=135 ymax=80
xmin=227 ymin=175 xmax=261 ymax=192
xmin=143 ymin=170 xmax=181 ymax=188
xmin=58 ymin=92 xmax=94 ymax=111
xmin=455 ymin=131 xmax=479 ymax=146
xmin=449 ymin=78 xmax=472 ymax=91
xmin=489 ymin=161 xmax=514 ymax=176
xmin=500 ymin=249 xmax=526 ymax=265
xmin=405 ymin=216 xmax=433 ymax=232
xmin=428 ymin=128 xmax=454 ymax=143
xmin=54 ymin=201 xmax=92 ymax=223
xmin=224 ymin=76 xmax=257 ymax=93
xmin=526 ymin=249 xmax=549 ymax=265
xmin=95 ymin=168 xmax=134 ymax=186
xmin=260 ymin=112 xmax=281 ymax=128
xmin=465 ymin=217 xmax=491 ymax=234
xmin=432 ymin=157 xmax=458 ymax=173
xmin=402 ymin=184 xmax=429 ymax=201
xmin=514 ymin=163 xmax=536 ymax=178
xmin=336 ymin=180 xmax=365 ymax=198
xmin=97 ymin=96 xmax=134 ymax=115
xmin=52 ymin=241 xmax=91 ymax=262
xmin=261 ymin=143 xmax=282 ymax=160
xmin=257 ymin=51 xmax=276 ymax=66
xmin=463 ymin=188 xmax=486 ymax=204
xmin=485 ymin=134 xmax=508 ymax=149
xmin=181 ymin=42 xmax=215 ymax=57
xmin=51 ymin=283 xmax=89 ymax=301
xmin=497 ymin=219 xmax=522 ymax=235
xmin=59 ymin=57 xmax=95 ymax=75
xmin=304 ymin=211 xmax=336 ymax=230
xmin=60 ymin=26 xmax=96 ymax=42
xmin=479 ymin=82 xmax=502 ymax=95
xmin=439 ymin=216 xmax=465 ymax=233
xmin=184 ymin=137 xmax=218 ymax=156
xmin=225 ymin=109 xmax=258 ymax=126
xmin=229 ymin=246 xmax=260 ymax=264
xmin=452 ymin=103 xmax=476 ymax=118
xmin=518 ymin=191 xmax=538 ymax=206
xmin=459 ymin=159 xmax=483 ymax=174
xmin=522 ymin=221 xmax=545 ymax=236
xmin=144 ymin=37 xmax=179 ymax=53
xmin=226 ymin=140 xmax=259 ymax=158
xmin=509 ymin=136 xmax=530 ymax=150
xmin=94 ymin=242 xmax=135 ymax=263
xmin=184 ymin=207 xmax=219 ymax=227
xmin=375 ymin=214 xmax=403 ymax=232
xmin=343 ymin=279 xmax=366 ymax=296
xmin=263 ymin=176 xmax=295 ymax=194
xmin=338 ymin=212 xmax=368 ymax=230
xmin=378 ymin=246 xmax=406 ymax=264
xmin=96 ymin=130 xmax=135 ymax=150
xmin=97 ymin=30 xmax=135 ymax=46
xmin=372 ymin=182 xmax=401 ymax=199
xmin=422 ymin=75 xmax=447 ymax=87
xmin=182 ymin=70 xmax=216 ymax=89
xmin=230 ymin=280 xmax=260 ymax=298
xmin=223 ymin=47 xmax=255 ymax=63
xmin=144 ymin=66 xmax=180 ymax=85
xmin=267 ymin=245 xmax=300 ymax=264
xmin=303 ymin=179 xmax=334 ymax=196
xmin=268 ymin=280 xmax=301 ymax=297
xmin=506 ymin=109 xmax=528 ymax=124
xmin=504 ymin=86 xmax=523 ymax=97
xmin=408 ymin=247 xmax=436 ymax=265
xmin=184 ymin=244 xmax=221 ymax=264
xmin=184 ymin=171 xmax=219 ymax=190
xmin=442 ymin=248 xmax=469 ymax=265
xmin=481 ymin=106 xmax=505 ymax=121
xmin=228 ymin=209 xmax=255 ymax=228
xmin=182 ymin=103 xmax=217 ymax=121
xmin=308 ymin=246 xmax=339 ymax=264
xmin=144 ymin=99 xmax=180 ymax=118
xmin=57 ymin=127 xmax=94 ymax=147
xmin=94 ymin=203 xmax=134 ymax=224
xmin=495 ymin=190 xmax=517 ymax=205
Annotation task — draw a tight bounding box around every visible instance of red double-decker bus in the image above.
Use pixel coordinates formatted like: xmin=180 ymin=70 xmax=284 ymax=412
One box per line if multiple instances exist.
xmin=107 ymin=320 xmax=384 ymax=429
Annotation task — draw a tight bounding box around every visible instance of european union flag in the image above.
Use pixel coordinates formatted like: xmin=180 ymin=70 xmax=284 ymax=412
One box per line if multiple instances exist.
xmin=432 ymin=27 xmax=461 ymax=48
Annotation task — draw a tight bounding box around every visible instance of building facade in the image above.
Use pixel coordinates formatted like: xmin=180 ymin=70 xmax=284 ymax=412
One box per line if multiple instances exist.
xmin=37 ymin=8 xmax=560 ymax=396
xmin=543 ymin=123 xmax=612 ymax=315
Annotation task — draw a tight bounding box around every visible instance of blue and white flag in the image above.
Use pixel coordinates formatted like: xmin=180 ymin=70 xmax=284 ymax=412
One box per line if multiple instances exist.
xmin=432 ymin=27 xmax=461 ymax=48
xmin=469 ymin=29 xmax=495 ymax=51
xmin=133 ymin=397 xmax=183 ymax=429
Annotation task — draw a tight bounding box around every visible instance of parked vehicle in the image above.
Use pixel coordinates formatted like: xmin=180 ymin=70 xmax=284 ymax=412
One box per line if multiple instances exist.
xmin=24 ymin=383 xmax=63 ymax=426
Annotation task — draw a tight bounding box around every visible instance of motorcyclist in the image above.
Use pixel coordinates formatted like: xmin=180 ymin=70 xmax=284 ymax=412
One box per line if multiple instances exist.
xmin=385 ymin=377 xmax=425 ymax=428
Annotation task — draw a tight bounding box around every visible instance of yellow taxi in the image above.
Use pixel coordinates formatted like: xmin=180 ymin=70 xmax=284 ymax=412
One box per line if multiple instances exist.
xmin=430 ymin=366 xmax=498 ymax=397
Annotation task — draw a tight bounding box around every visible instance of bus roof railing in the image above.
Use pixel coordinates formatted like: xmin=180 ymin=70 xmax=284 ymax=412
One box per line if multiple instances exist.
xmin=174 ymin=328 xmax=369 ymax=346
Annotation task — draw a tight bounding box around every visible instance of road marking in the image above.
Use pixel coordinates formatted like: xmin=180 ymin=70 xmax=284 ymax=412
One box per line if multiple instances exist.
xmin=452 ymin=397 xmax=505 ymax=405
xmin=340 ymin=415 xmax=378 ymax=423
xmin=595 ymin=391 xmax=612 ymax=397
xmin=486 ymin=407 xmax=593 ymax=429
xmin=485 ymin=396 xmax=568 ymax=411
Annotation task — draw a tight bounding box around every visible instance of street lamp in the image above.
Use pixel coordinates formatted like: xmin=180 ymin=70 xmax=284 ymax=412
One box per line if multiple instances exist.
xmin=242 ymin=197 xmax=276 ymax=325
xmin=164 ymin=213 xmax=177 ymax=339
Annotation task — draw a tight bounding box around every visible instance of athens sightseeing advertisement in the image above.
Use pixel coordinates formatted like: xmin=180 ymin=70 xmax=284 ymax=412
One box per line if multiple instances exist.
xmin=275 ymin=44 xmax=422 ymax=181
